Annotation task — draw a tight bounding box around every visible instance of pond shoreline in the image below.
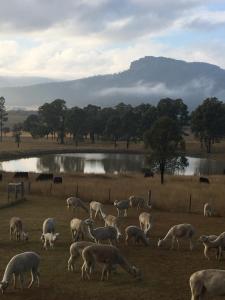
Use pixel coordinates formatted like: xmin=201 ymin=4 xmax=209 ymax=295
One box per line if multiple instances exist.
xmin=0 ymin=147 xmax=146 ymax=162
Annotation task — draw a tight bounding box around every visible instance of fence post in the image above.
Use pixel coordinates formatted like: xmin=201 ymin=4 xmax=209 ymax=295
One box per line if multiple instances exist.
xmin=108 ymin=188 xmax=111 ymax=203
xmin=148 ymin=189 xmax=151 ymax=205
xmin=188 ymin=193 xmax=192 ymax=213
xmin=76 ymin=184 xmax=79 ymax=197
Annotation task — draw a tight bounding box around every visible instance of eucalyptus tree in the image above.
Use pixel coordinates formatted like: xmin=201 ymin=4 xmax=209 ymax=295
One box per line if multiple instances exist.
xmin=0 ymin=96 xmax=8 ymax=142
xmin=144 ymin=116 xmax=187 ymax=184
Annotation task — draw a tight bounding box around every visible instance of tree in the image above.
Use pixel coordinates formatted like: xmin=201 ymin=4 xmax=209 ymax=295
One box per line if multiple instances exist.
xmin=0 ymin=97 xmax=8 ymax=142
xmin=104 ymin=114 xmax=122 ymax=148
xmin=39 ymin=99 xmax=67 ymax=144
xmin=83 ymin=105 xmax=101 ymax=143
xmin=23 ymin=114 xmax=48 ymax=138
xmin=2 ymin=127 xmax=10 ymax=137
xmin=144 ymin=117 xmax=187 ymax=184
xmin=191 ymin=98 xmax=225 ymax=153
xmin=65 ymin=107 xmax=85 ymax=146
xmin=12 ymin=123 xmax=22 ymax=148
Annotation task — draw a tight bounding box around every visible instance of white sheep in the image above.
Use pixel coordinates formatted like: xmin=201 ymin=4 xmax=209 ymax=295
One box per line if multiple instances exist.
xmin=0 ymin=252 xmax=40 ymax=293
xmin=190 ymin=269 xmax=225 ymax=299
xmin=114 ymin=200 xmax=130 ymax=217
xmin=70 ymin=218 xmax=94 ymax=242
xmin=81 ymin=244 xmax=141 ymax=281
xmin=158 ymin=223 xmax=195 ymax=250
xmin=41 ymin=232 xmax=59 ymax=250
xmin=203 ymin=203 xmax=214 ymax=217
xmin=199 ymin=233 xmax=225 ymax=260
xmin=66 ymin=196 xmax=88 ymax=213
xmin=139 ymin=212 xmax=152 ymax=235
xmin=125 ymin=225 xmax=150 ymax=246
xmin=9 ymin=217 xmax=28 ymax=241
xmin=89 ymin=201 xmax=105 ymax=219
xmin=68 ymin=241 xmax=95 ymax=271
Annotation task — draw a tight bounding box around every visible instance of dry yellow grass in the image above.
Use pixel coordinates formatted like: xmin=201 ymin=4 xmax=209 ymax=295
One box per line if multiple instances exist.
xmin=0 ymin=173 xmax=225 ymax=299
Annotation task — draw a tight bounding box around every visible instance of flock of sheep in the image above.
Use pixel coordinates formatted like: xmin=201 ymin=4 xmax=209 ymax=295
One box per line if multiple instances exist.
xmin=0 ymin=195 xmax=224 ymax=299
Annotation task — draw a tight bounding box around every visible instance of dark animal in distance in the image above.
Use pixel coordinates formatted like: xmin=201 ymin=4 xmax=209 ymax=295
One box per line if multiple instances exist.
xmin=53 ymin=177 xmax=62 ymax=184
xmin=199 ymin=177 xmax=210 ymax=184
xmin=14 ymin=172 xmax=29 ymax=179
xmin=142 ymin=168 xmax=154 ymax=178
xmin=36 ymin=173 xmax=54 ymax=181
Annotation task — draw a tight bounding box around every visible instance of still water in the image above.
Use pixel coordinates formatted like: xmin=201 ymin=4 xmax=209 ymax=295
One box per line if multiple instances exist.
xmin=0 ymin=153 xmax=225 ymax=175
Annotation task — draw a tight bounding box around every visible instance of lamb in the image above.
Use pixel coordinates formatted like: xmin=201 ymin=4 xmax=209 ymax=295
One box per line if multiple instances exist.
xmin=114 ymin=200 xmax=130 ymax=217
xmin=158 ymin=223 xmax=196 ymax=250
xmin=129 ymin=196 xmax=151 ymax=210
xmin=84 ymin=219 xmax=118 ymax=245
xmin=66 ymin=196 xmax=88 ymax=213
xmin=101 ymin=211 xmax=122 ymax=240
xmin=42 ymin=218 xmax=55 ymax=234
xmin=9 ymin=217 xmax=28 ymax=241
xmin=190 ymin=269 xmax=225 ymax=299
xmin=41 ymin=232 xmax=59 ymax=250
xmin=125 ymin=226 xmax=149 ymax=246
xmin=199 ymin=233 xmax=225 ymax=260
xmin=70 ymin=218 xmax=94 ymax=242
xmin=68 ymin=241 xmax=95 ymax=271
xmin=203 ymin=203 xmax=214 ymax=217
xmin=0 ymin=252 xmax=40 ymax=293
xmin=89 ymin=201 xmax=105 ymax=219
xmin=81 ymin=244 xmax=141 ymax=281
xmin=139 ymin=212 xmax=152 ymax=235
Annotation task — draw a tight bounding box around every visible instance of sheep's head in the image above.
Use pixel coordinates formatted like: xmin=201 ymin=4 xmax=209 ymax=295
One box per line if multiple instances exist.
xmin=22 ymin=232 xmax=29 ymax=241
xmin=52 ymin=233 xmax=60 ymax=241
xmin=0 ymin=281 xmax=8 ymax=294
xmin=131 ymin=266 xmax=142 ymax=280
xmin=113 ymin=200 xmax=118 ymax=206
xmin=40 ymin=234 xmax=45 ymax=243
xmin=199 ymin=235 xmax=209 ymax=243
xmin=157 ymin=238 xmax=164 ymax=247
xmin=84 ymin=219 xmax=94 ymax=226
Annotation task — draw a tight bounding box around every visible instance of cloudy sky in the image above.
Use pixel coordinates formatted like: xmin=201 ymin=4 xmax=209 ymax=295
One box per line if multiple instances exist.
xmin=0 ymin=0 xmax=225 ymax=80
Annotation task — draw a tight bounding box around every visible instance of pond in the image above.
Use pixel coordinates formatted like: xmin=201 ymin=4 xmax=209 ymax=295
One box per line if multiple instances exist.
xmin=0 ymin=153 xmax=225 ymax=175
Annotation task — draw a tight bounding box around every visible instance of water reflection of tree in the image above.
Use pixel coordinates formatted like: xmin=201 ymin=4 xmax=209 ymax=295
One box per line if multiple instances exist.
xmin=103 ymin=154 xmax=144 ymax=173
xmin=145 ymin=155 xmax=189 ymax=175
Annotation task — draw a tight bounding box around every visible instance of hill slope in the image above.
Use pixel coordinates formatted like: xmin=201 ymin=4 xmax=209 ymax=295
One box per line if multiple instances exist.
xmin=1 ymin=56 xmax=225 ymax=109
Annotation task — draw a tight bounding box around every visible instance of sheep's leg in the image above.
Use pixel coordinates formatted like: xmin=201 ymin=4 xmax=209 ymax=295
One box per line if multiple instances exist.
xmin=19 ymin=273 xmax=25 ymax=290
xmin=190 ymin=239 xmax=194 ymax=251
xmin=117 ymin=208 xmax=120 ymax=217
xmin=124 ymin=209 xmax=127 ymax=217
xmin=101 ymin=265 xmax=107 ymax=281
xmin=94 ymin=210 xmax=98 ymax=219
xmin=204 ymin=247 xmax=210 ymax=260
xmin=28 ymin=271 xmax=35 ymax=288
xmin=171 ymin=236 xmax=175 ymax=250
xmin=176 ymin=238 xmax=180 ymax=250
xmin=13 ymin=274 xmax=18 ymax=289
xmin=90 ymin=208 xmax=92 ymax=219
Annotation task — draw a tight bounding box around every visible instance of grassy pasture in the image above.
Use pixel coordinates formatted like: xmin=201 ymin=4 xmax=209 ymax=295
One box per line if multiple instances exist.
xmin=0 ymin=173 xmax=225 ymax=299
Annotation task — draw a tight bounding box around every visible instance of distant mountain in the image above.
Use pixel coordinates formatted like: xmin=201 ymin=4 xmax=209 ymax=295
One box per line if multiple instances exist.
xmin=0 ymin=76 xmax=56 ymax=88
xmin=1 ymin=56 xmax=225 ymax=110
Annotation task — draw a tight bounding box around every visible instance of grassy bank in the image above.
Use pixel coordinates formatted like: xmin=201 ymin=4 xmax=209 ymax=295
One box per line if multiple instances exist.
xmin=0 ymin=173 xmax=225 ymax=299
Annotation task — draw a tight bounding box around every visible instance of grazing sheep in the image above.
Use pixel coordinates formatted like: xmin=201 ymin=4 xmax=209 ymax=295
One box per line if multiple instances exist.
xmin=199 ymin=233 xmax=225 ymax=260
xmin=114 ymin=200 xmax=130 ymax=217
xmin=9 ymin=217 xmax=28 ymax=241
xmin=125 ymin=226 xmax=149 ymax=246
xmin=101 ymin=212 xmax=123 ymax=240
xmin=84 ymin=219 xmax=118 ymax=245
xmin=89 ymin=201 xmax=105 ymax=219
xmin=0 ymin=252 xmax=40 ymax=293
xmin=81 ymin=244 xmax=141 ymax=281
xmin=68 ymin=241 xmax=95 ymax=272
xmin=66 ymin=196 xmax=88 ymax=213
xmin=139 ymin=212 xmax=152 ymax=235
xmin=129 ymin=196 xmax=151 ymax=210
xmin=42 ymin=218 xmax=55 ymax=234
xmin=203 ymin=203 xmax=214 ymax=217
xmin=158 ymin=224 xmax=195 ymax=250
xmin=70 ymin=218 xmax=94 ymax=242
xmin=41 ymin=232 xmax=59 ymax=250
xmin=190 ymin=269 xmax=225 ymax=299
xmin=199 ymin=177 xmax=210 ymax=184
